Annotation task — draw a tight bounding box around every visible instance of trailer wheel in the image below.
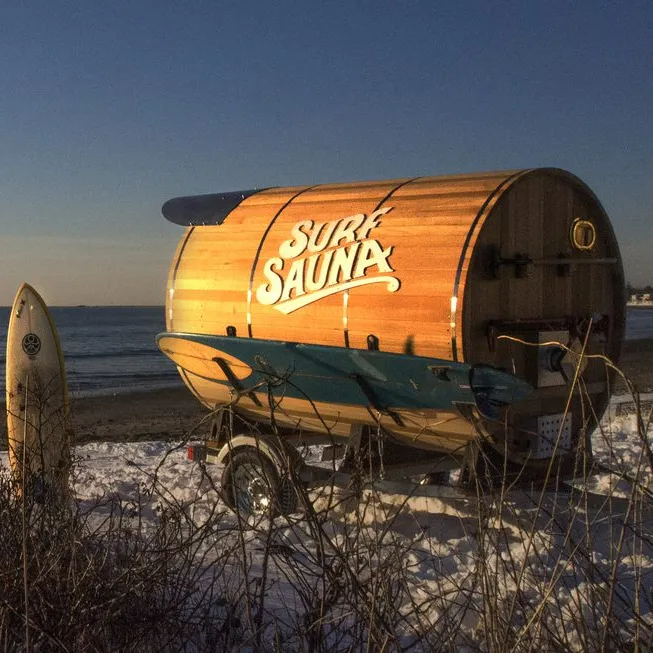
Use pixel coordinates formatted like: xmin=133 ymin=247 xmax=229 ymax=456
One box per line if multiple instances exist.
xmin=221 ymin=448 xmax=297 ymax=519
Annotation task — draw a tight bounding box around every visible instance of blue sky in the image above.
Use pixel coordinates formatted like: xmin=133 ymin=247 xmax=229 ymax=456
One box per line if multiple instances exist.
xmin=1 ymin=0 xmax=652 ymax=305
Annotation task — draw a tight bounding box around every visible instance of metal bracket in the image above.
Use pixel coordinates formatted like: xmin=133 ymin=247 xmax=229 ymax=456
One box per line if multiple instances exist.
xmin=367 ymin=334 xmax=379 ymax=351
xmin=490 ymin=245 xmax=617 ymax=280
xmin=492 ymin=251 xmax=532 ymax=279
xmin=210 ymin=407 xmax=233 ymax=446
xmin=486 ymin=314 xmax=610 ymax=352
xmin=428 ymin=365 xmax=451 ymax=381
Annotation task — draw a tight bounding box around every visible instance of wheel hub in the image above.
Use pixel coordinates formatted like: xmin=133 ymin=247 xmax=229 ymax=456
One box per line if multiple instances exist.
xmin=233 ymin=464 xmax=271 ymax=514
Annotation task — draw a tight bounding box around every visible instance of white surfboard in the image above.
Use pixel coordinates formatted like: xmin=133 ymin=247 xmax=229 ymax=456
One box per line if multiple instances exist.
xmin=5 ymin=283 xmax=72 ymax=496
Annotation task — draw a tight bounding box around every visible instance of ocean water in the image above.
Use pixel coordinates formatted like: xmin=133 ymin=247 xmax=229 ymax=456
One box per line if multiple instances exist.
xmin=0 ymin=306 xmax=652 ymax=397
xmin=0 ymin=306 xmax=180 ymax=397
xmin=624 ymin=306 xmax=653 ymax=340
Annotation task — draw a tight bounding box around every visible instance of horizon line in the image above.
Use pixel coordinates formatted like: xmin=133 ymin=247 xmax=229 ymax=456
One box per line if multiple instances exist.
xmin=0 ymin=304 xmax=165 ymax=309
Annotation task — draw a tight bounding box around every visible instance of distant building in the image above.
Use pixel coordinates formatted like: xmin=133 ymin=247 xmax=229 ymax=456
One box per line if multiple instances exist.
xmin=628 ymin=293 xmax=653 ymax=306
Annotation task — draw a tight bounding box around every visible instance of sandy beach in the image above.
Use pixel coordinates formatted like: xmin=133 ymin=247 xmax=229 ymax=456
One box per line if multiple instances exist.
xmin=615 ymin=338 xmax=653 ymax=392
xmin=1 ymin=338 xmax=652 ymax=449
xmin=0 ymin=386 xmax=208 ymax=450
xmin=68 ymin=386 xmax=210 ymax=443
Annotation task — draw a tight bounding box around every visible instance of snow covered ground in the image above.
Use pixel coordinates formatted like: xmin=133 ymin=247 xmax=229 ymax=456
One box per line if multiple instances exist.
xmin=1 ymin=396 xmax=652 ymax=651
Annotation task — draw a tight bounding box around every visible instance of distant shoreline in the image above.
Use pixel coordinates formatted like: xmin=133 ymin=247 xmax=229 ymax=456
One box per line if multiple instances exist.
xmin=0 ymin=305 xmax=165 ymax=310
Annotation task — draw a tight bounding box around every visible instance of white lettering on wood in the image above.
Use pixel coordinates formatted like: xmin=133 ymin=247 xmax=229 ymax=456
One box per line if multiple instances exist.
xmin=256 ymin=207 xmax=400 ymax=314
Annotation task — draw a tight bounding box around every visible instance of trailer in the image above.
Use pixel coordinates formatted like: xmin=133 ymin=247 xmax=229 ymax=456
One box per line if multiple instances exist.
xmin=157 ymin=168 xmax=625 ymax=516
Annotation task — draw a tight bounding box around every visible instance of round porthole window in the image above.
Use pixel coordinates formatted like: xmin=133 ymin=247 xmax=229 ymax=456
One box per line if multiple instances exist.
xmin=570 ymin=218 xmax=596 ymax=251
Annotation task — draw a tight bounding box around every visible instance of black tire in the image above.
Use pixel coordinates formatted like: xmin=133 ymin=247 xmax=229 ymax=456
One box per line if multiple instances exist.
xmin=221 ymin=448 xmax=283 ymax=518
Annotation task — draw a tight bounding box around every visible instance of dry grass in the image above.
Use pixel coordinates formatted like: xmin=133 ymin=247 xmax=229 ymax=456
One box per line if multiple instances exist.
xmin=1 ymin=361 xmax=652 ymax=652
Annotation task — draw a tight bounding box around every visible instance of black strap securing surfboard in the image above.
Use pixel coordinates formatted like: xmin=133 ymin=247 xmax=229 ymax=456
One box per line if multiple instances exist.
xmin=212 ymin=357 xmax=263 ymax=407
xmin=350 ymin=373 xmax=405 ymax=427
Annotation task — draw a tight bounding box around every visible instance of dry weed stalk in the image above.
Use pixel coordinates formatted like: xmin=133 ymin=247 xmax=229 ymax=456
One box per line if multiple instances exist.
xmin=0 ymin=355 xmax=651 ymax=651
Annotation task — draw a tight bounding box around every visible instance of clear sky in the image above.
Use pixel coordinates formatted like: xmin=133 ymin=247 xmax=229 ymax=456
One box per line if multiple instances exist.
xmin=1 ymin=0 xmax=652 ymax=305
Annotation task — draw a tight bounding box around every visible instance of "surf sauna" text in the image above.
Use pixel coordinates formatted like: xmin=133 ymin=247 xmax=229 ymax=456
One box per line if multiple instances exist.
xmin=256 ymin=207 xmax=400 ymax=314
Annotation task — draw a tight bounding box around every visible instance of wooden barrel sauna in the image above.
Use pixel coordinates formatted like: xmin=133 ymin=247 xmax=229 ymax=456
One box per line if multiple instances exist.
xmin=161 ymin=168 xmax=625 ymax=473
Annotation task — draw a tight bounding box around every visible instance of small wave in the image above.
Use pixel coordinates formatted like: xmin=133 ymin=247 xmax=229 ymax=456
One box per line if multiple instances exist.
xmin=64 ymin=349 xmax=161 ymax=360
xmin=70 ymin=370 xmax=178 ymax=382
xmin=65 ymin=370 xmax=182 ymax=394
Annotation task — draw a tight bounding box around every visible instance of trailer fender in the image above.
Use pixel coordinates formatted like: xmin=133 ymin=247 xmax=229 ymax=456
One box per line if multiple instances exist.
xmin=216 ymin=434 xmax=296 ymax=473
